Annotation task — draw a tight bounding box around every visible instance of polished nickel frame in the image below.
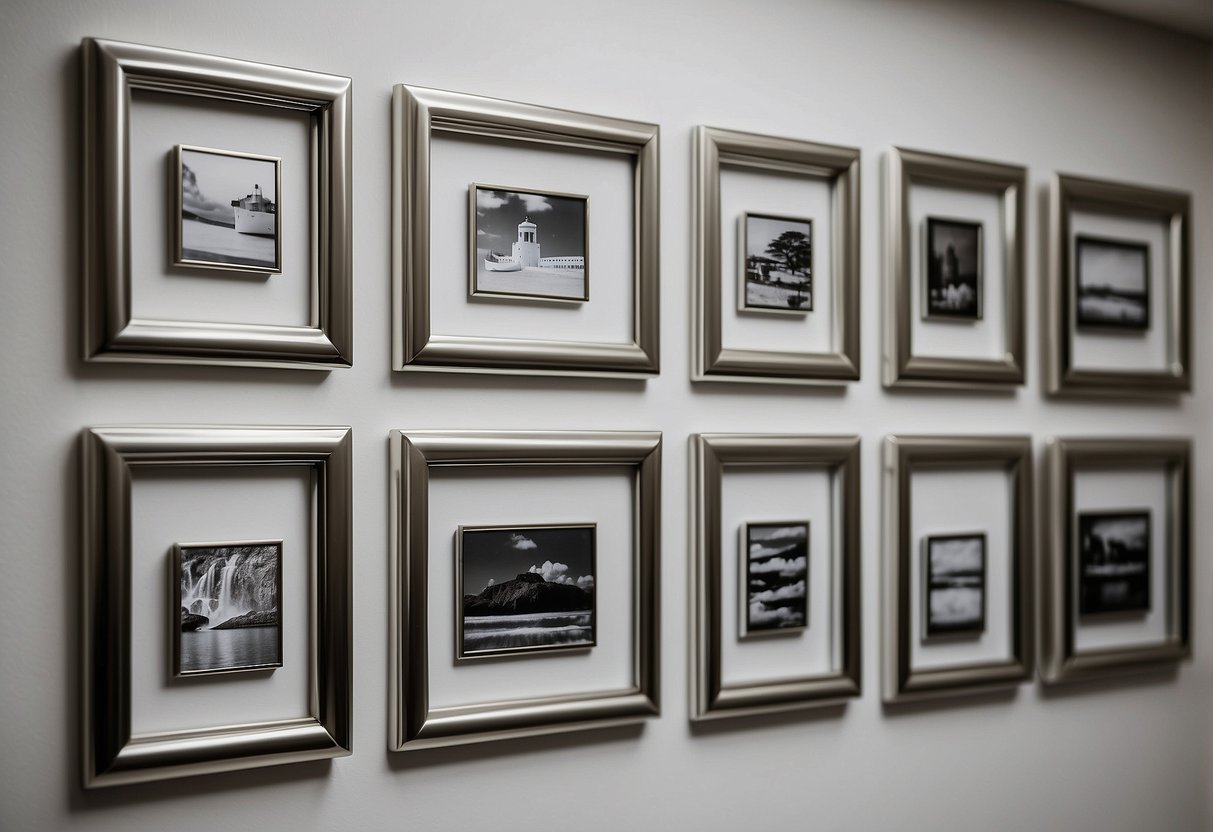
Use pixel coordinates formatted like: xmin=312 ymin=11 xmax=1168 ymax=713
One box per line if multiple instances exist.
xmin=692 ymin=127 xmax=861 ymax=385
xmin=885 ymin=148 xmax=1026 ymax=388
xmin=81 ymin=426 xmax=353 ymax=787
xmin=393 ymin=85 xmax=659 ymax=377
xmin=690 ymin=435 xmax=862 ymax=720
xmin=82 ymin=38 xmax=353 ymax=369
xmin=883 ymin=436 xmax=1034 ymax=703
xmin=389 ymin=431 xmax=661 ymax=750
xmin=1047 ymin=174 xmax=1190 ymax=396
xmin=1040 ymin=438 xmax=1190 ymax=684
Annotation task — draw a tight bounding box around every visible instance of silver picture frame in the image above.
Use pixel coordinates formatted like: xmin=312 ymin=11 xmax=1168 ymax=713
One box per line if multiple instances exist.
xmin=389 ymin=430 xmax=661 ymax=750
xmin=81 ymin=425 xmax=353 ymax=788
xmin=1046 ymin=174 xmax=1191 ymax=396
xmin=1040 ymin=437 xmax=1191 ymax=684
xmin=392 ymin=85 xmax=659 ymax=377
xmin=882 ymin=436 xmax=1034 ymax=704
xmin=689 ymin=434 xmax=862 ymax=720
xmin=884 ymin=148 xmax=1026 ymax=388
xmin=692 ymin=127 xmax=861 ymax=385
xmin=81 ymin=38 xmax=353 ymax=369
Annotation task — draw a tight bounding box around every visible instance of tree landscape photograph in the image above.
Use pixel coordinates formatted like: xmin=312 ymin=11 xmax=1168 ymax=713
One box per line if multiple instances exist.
xmin=743 ymin=522 xmax=809 ymax=636
xmin=924 ymin=533 xmax=986 ymax=637
xmin=458 ymin=524 xmax=596 ymax=659
xmin=741 ymin=213 xmax=813 ymax=313
xmin=1075 ymin=236 xmax=1150 ymax=330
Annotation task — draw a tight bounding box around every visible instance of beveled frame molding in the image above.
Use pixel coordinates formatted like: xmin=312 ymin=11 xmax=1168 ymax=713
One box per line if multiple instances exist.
xmin=1040 ymin=437 xmax=1191 ymax=684
xmin=882 ymin=436 xmax=1034 ymax=704
xmin=692 ymin=127 xmax=861 ymax=385
xmin=884 ymin=148 xmax=1026 ymax=388
xmin=392 ymin=85 xmax=659 ymax=377
xmin=389 ymin=430 xmax=661 ymax=750
xmin=689 ymin=434 xmax=862 ymax=720
xmin=81 ymin=38 xmax=353 ymax=369
xmin=1047 ymin=173 xmax=1191 ymax=396
xmin=81 ymin=425 xmax=353 ymax=787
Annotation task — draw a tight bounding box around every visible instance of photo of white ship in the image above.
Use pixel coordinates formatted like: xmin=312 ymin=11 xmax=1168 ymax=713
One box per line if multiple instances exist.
xmin=471 ymin=184 xmax=588 ymax=301
xmin=175 ymin=145 xmax=281 ymax=273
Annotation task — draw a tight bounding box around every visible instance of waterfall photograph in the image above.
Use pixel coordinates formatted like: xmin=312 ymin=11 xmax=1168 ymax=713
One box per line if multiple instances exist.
xmin=174 ymin=541 xmax=282 ymax=676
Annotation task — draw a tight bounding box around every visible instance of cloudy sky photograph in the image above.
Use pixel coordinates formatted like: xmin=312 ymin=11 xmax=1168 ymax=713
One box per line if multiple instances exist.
xmin=474 ymin=186 xmax=585 ymax=257
xmin=461 ymin=525 xmax=595 ymax=595
xmin=1077 ymin=238 xmax=1148 ymax=293
xmin=181 ymin=148 xmax=277 ymax=225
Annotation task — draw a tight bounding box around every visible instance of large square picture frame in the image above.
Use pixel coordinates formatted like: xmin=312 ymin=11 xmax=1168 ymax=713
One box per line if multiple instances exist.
xmin=884 ymin=148 xmax=1026 ymax=388
xmin=1040 ymin=437 xmax=1191 ymax=684
xmin=882 ymin=436 xmax=1034 ymax=703
xmin=392 ymin=85 xmax=659 ymax=377
xmin=689 ymin=434 xmax=862 ymax=720
xmin=80 ymin=425 xmax=353 ymax=788
xmin=81 ymin=38 xmax=353 ymax=369
xmin=389 ymin=430 xmax=661 ymax=750
xmin=1047 ymin=174 xmax=1191 ymax=396
xmin=692 ymin=127 xmax=861 ymax=385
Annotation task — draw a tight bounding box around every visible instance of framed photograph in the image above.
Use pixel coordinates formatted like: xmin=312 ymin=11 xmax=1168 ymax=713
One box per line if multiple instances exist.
xmin=457 ymin=523 xmax=596 ymax=659
xmin=739 ymin=214 xmax=813 ymax=315
xmin=883 ymin=436 xmax=1033 ymax=704
xmin=740 ymin=521 xmax=810 ymax=637
xmin=1041 ymin=438 xmax=1190 ymax=684
xmin=81 ymin=426 xmax=352 ymax=788
xmin=173 ymin=145 xmax=282 ymax=274
xmin=690 ymin=435 xmax=862 ymax=720
xmin=469 ymin=185 xmax=588 ymax=303
xmin=173 ymin=540 xmax=283 ymax=677
xmin=923 ymin=218 xmax=982 ymax=321
xmin=1047 ymin=173 xmax=1190 ymax=396
xmin=922 ymin=533 xmax=986 ymax=638
xmin=82 ymin=37 xmax=351 ymax=369
xmin=885 ymin=148 xmax=1026 ymax=388
xmin=1074 ymin=236 xmax=1150 ymax=331
xmin=389 ymin=430 xmax=660 ymax=751
xmin=393 ymin=85 xmax=658 ymax=377
xmin=692 ymin=126 xmax=860 ymax=385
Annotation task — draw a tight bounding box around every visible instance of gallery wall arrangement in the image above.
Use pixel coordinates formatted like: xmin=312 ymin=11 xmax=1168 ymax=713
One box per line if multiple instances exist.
xmin=66 ymin=21 xmax=1200 ymax=802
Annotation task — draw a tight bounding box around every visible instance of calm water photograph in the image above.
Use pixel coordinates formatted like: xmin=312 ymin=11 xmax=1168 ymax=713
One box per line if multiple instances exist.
xmin=925 ymin=533 xmax=986 ymax=637
xmin=1079 ymin=510 xmax=1150 ymax=615
xmin=1075 ymin=235 xmax=1149 ymax=330
xmin=176 ymin=145 xmax=280 ymax=272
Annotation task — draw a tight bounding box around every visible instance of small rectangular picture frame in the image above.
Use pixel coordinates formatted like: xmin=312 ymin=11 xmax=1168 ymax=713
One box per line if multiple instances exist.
xmin=739 ymin=520 xmax=811 ymax=639
xmin=1041 ymin=437 xmax=1190 ymax=685
xmin=738 ymin=213 xmax=814 ymax=316
xmin=922 ymin=217 xmax=983 ymax=323
xmin=455 ymin=522 xmax=597 ymax=661
xmin=921 ymin=532 xmax=987 ymax=639
xmin=1073 ymin=234 xmax=1150 ymax=332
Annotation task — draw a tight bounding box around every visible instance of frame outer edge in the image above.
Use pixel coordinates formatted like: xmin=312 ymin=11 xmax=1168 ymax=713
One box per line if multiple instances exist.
xmin=880 ymin=437 xmax=900 ymax=701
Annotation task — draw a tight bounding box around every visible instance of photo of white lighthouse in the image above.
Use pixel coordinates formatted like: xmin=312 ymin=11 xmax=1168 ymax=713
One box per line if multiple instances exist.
xmin=471 ymin=184 xmax=588 ymax=301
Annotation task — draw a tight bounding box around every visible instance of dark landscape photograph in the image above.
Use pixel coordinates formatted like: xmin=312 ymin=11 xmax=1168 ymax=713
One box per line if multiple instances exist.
xmin=472 ymin=185 xmax=588 ymax=301
xmin=458 ymin=524 xmax=596 ymax=659
xmin=925 ymin=217 xmax=982 ymax=319
xmin=176 ymin=145 xmax=280 ymax=272
xmin=742 ymin=213 xmax=812 ymax=313
xmin=925 ymin=534 xmax=985 ymax=637
xmin=175 ymin=541 xmax=282 ymax=676
xmin=743 ymin=522 xmax=808 ymax=636
xmin=1079 ymin=511 xmax=1150 ymax=615
xmin=1075 ymin=236 xmax=1149 ymax=330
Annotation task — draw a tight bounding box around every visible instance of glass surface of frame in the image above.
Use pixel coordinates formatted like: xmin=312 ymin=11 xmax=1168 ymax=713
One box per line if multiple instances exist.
xmin=692 ymin=127 xmax=861 ymax=385
xmin=884 ymin=148 xmax=1026 ymax=388
xmin=81 ymin=426 xmax=353 ymax=788
xmin=81 ymin=38 xmax=352 ymax=369
xmin=392 ymin=85 xmax=659 ymax=377
xmin=1040 ymin=438 xmax=1191 ymax=684
xmin=389 ymin=430 xmax=661 ymax=751
xmin=882 ymin=436 xmax=1034 ymax=704
xmin=1047 ymin=173 xmax=1190 ymax=396
xmin=690 ymin=434 xmax=862 ymax=720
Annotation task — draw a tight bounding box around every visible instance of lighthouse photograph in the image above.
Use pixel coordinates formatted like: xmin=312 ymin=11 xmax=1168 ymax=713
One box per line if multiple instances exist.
xmin=471 ymin=184 xmax=588 ymax=301
xmin=924 ymin=216 xmax=982 ymax=319
xmin=174 ymin=144 xmax=281 ymax=273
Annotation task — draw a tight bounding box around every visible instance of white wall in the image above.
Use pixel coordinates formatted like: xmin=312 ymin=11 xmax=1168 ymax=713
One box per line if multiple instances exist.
xmin=1 ymin=0 xmax=1209 ymax=829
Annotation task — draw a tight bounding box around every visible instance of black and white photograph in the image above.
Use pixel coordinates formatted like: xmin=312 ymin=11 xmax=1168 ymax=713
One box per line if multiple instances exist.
xmin=742 ymin=522 xmax=809 ymax=636
xmin=458 ymin=524 xmax=596 ymax=659
xmin=470 ymin=184 xmax=588 ymax=302
xmin=925 ymin=217 xmax=982 ymax=320
xmin=741 ymin=213 xmax=813 ymax=313
xmin=174 ymin=541 xmax=282 ymax=676
xmin=1079 ymin=511 xmax=1151 ymax=615
xmin=1075 ymin=236 xmax=1150 ymax=330
xmin=924 ymin=533 xmax=986 ymax=637
xmin=174 ymin=145 xmax=281 ymax=273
